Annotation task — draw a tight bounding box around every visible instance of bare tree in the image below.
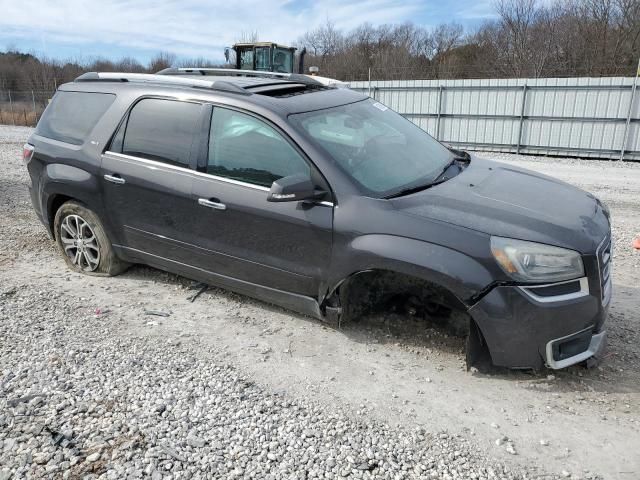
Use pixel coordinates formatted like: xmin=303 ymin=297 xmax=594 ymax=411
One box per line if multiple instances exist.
xmin=148 ymin=52 xmax=176 ymax=72
xmin=2 ymin=0 xmax=640 ymax=91
xmin=115 ymin=57 xmax=146 ymax=73
xmin=236 ymin=31 xmax=259 ymax=44
xmin=300 ymin=19 xmax=343 ymax=67
xmin=428 ymin=23 xmax=464 ymax=78
xmin=491 ymin=0 xmax=560 ymax=77
xmin=177 ymin=56 xmax=221 ymax=68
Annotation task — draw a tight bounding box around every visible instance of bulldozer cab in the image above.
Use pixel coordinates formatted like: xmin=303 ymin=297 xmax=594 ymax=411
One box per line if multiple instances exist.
xmin=229 ymin=42 xmax=296 ymax=73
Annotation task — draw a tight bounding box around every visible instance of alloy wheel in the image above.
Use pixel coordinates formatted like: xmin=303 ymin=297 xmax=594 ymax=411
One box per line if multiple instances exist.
xmin=59 ymin=214 xmax=100 ymax=272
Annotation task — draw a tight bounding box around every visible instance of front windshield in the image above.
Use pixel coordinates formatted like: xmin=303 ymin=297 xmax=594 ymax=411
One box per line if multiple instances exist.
xmin=289 ymin=99 xmax=453 ymax=197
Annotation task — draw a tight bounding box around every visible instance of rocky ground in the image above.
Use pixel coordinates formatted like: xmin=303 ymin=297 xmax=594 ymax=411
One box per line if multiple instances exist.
xmin=1 ymin=126 xmax=639 ymax=479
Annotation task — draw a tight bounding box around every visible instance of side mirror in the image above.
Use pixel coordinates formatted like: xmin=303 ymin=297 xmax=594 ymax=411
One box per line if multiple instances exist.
xmin=267 ymin=174 xmax=325 ymax=202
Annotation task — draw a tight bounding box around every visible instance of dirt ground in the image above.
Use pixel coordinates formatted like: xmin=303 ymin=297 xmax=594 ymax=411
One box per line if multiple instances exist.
xmin=2 ymin=126 xmax=639 ymax=479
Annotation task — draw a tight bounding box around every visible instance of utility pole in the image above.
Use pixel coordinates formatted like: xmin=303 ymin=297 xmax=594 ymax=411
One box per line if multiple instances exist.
xmin=620 ymin=56 xmax=640 ymax=161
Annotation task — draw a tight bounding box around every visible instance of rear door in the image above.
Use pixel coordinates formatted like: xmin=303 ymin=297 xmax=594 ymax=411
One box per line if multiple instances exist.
xmin=190 ymin=106 xmax=333 ymax=297
xmin=101 ymin=97 xmax=205 ymax=264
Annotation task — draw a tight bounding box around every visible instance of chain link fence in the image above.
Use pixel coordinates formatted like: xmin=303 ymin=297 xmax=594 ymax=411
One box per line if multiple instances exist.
xmin=0 ymin=89 xmax=55 ymax=127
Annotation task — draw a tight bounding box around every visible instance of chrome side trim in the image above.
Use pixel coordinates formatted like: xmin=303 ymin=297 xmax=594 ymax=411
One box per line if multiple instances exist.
xmin=545 ymin=328 xmax=606 ymax=369
xmin=518 ymin=277 xmax=589 ymax=303
xmin=103 ymin=151 xmax=269 ymax=191
xmin=102 ymin=151 xmax=335 ymax=207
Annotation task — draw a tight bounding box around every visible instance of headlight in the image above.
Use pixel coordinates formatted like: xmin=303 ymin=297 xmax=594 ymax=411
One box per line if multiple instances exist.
xmin=490 ymin=236 xmax=584 ymax=283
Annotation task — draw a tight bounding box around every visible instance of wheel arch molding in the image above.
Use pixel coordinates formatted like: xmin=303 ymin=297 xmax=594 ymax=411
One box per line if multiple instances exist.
xmin=325 ymin=234 xmax=497 ymax=309
xmin=41 ymin=164 xmax=104 ymax=235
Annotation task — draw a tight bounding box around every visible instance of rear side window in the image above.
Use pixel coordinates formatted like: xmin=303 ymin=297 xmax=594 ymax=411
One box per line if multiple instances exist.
xmin=115 ymin=98 xmax=201 ymax=167
xmin=35 ymin=91 xmax=115 ymax=145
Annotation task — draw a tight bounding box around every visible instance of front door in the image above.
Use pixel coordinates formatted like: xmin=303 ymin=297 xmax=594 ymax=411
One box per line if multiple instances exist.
xmin=190 ymin=106 xmax=333 ymax=297
xmin=100 ymin=97 xmax=204 ymax=264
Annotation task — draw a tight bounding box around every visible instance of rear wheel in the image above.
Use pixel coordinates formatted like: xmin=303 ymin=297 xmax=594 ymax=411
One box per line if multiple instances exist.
xmin=54 ymin=201 xmax=129 ymax=276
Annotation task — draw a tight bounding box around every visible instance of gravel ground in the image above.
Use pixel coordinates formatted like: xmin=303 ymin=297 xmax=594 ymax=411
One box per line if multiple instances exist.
xmin=1 ymin=125 xmax=639 ymax=480
xmin=0 ymin=289 xmax=522 ymax=480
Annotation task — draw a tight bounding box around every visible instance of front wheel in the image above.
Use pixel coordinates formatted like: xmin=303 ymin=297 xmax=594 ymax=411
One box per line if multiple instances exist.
xmin=53 ymin=201 xmax=129 ymax=276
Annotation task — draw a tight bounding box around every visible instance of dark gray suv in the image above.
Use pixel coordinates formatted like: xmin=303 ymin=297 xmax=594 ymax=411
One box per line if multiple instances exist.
xmin=23 ymin=69 xmax=612 ymax=370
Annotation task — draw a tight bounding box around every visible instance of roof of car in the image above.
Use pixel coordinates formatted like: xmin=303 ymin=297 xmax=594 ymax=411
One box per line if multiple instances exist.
xmin=69 ymin=71 xmax=366 ymax=115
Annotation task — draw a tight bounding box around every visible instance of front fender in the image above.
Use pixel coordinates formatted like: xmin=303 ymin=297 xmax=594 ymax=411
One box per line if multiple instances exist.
xmin=326 ymin=234 xmax=496 ymax=307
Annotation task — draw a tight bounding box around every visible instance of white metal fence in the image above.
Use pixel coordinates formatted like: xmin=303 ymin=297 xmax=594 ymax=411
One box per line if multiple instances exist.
xmin=349 ymin=76 xmax=640 ymax=161
xmin=2 ymin=78 xmax=639 ymax=161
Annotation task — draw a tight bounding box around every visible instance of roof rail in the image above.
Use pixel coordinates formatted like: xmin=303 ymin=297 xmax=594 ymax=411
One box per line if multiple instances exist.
xmin=74 ymin=72 xmax=250 ymax=95
xmin=157 ymin=68 xmax=326 ymax=87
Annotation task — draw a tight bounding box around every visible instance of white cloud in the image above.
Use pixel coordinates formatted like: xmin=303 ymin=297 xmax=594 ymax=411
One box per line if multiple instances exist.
xmin=0 ymin=0 xmax=424 ymax=59
xmin=456 ymin=1 xmax=498 ymax=21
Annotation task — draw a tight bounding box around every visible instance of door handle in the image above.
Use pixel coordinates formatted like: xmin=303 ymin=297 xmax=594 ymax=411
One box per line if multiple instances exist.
xmin=198 ymin=198 xmax=227 ymax=211
xmin=104 ymin=174 xmax=125 ymax=185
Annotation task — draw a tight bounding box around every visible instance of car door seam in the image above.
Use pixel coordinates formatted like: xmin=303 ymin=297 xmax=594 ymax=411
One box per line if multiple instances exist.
xmin=124 ymin=225 xmax=314 ymax=279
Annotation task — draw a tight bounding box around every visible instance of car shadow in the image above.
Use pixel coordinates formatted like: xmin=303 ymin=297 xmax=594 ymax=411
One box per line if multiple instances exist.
xmin=120 ymin=264 xmax=639 ymax=394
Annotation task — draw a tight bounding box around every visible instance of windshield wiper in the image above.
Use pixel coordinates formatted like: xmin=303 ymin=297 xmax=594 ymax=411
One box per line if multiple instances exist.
xmin=384 ymin=178 xmax=449 ymax=199
xmin=384 ymin=155 xmax=468 ymax=200
xmin=430 ymin=157 xmax=459 ymax=183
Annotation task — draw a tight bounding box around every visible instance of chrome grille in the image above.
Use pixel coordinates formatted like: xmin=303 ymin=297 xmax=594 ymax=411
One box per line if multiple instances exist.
xmin=597 ymin=235 xmax=612 ymax=305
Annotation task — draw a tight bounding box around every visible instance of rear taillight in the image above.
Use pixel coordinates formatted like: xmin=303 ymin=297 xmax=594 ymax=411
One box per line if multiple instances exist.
xmin=22 ymin=144 xmax=35 ymax=165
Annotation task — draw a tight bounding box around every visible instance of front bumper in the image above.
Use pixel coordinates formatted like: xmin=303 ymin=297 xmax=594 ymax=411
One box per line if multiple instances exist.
xmin=545 ymin=328 xmax=606 ymax=369
xmin=469 ymin=242 xmax=611 ymax=369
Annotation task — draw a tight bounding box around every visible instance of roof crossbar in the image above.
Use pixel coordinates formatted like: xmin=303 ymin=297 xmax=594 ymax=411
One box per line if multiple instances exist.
xmin=74 ymin=72 xmax=250 ymax=95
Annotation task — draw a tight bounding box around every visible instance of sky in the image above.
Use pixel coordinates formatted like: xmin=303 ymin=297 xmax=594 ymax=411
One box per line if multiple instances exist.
xmin=0 ymin=0 xmax=498 ymax=64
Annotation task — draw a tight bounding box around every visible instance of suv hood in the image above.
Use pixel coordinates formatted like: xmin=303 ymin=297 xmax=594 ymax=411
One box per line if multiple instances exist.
xmin=392 ymin=156 xmax=610 ymax=253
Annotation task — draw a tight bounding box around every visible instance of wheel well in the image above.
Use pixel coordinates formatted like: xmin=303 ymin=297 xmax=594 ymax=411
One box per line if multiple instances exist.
xmin=335 ymin=269 xmax=469 ymax=330
xmin=48 ymin=194 xmax=74 ymax=233
xmin=332 ymin=269 xmax=493 ymax=368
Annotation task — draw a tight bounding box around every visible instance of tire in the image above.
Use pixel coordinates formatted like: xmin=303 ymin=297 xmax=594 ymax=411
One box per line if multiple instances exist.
xmin=53 ymin=201 xmax=129 ymax=276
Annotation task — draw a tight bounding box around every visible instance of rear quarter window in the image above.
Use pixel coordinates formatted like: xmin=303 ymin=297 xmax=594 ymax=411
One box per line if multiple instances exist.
xmin=35 ymin=91 xmax=116 ymax=145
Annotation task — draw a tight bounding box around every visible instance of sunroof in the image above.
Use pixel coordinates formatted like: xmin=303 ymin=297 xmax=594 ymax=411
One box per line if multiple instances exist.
xmin=248 ymin=83 xmax=330 ymax=98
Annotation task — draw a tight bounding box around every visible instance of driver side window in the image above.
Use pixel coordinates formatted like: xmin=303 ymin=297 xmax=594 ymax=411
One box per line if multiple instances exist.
xmin=207 ymin=108 xmax=310 ymax=188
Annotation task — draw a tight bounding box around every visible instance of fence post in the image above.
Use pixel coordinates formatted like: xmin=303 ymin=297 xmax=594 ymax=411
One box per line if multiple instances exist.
xmin=516 ymin=83 xmax=528 ymax=154
xmin=620 ymin=57 xmax=640 ymax=161
xmin=368 ymin=68 xmax=371 ymax=98
xmin=8 ymin=90 xmax=15 ymax=126
xmin=31 ymin=90 xmax=37 ymax=125
xmin=435 ymin=85 xmax=444 ymax=140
